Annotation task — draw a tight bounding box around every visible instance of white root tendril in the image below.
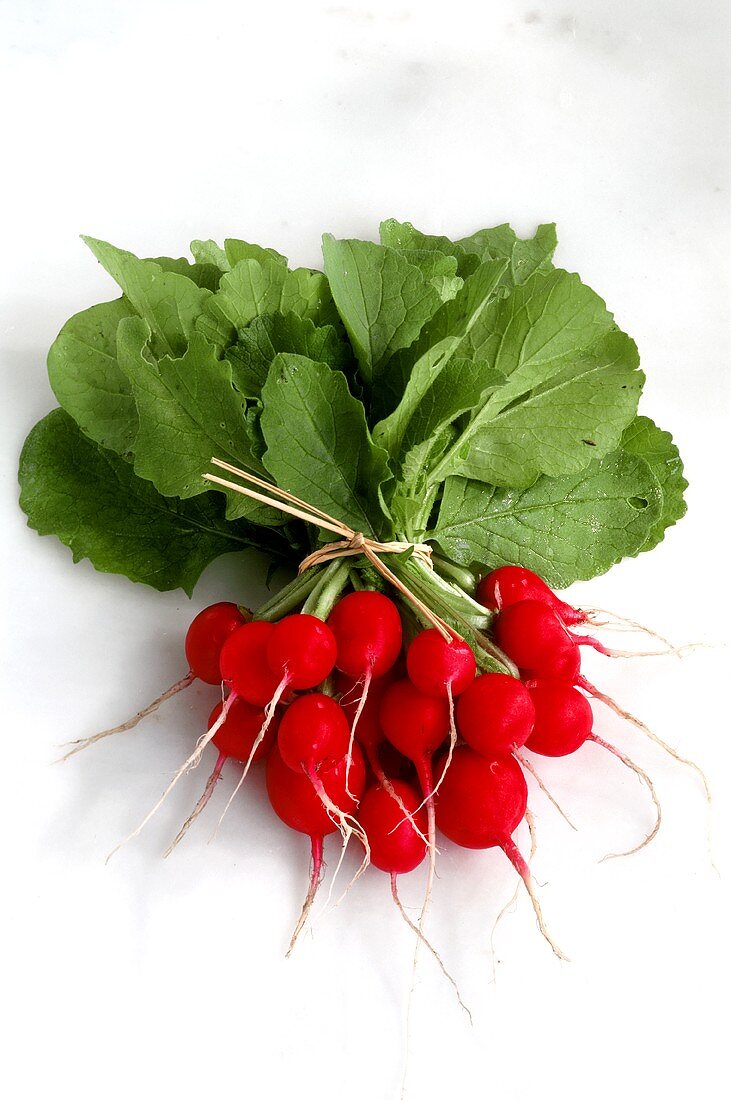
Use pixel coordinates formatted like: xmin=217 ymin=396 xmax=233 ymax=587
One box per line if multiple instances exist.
xmin=164 ymin=753 xmax=226 ymax=857
xmin=490 ymin=809 xmax=537 ymax=982
xmin=209 ymin=693 xmax=284 ymax=842
xmin=106 ymin=691 xmax=236 ymax=862
xmin=407 ymin=681 xmax=458 ymax=822
xmin=590 ymin=734 xmax=662 ymax=860
xmin=390 ymin=874 xmax=471 ymax=1022
xmin=344 ymin=671 xmax=370 ymax=800
xmin=580 ymin=678 xmax=712 ymax=802
xmin=514 ymin=750 xmax=578 ymax=831
xmin=56 ymin=671 xmax=196 ymax=762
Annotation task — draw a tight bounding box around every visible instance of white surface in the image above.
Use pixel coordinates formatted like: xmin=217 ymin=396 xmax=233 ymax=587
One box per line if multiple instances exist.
xmin=1 ymin=2 xmax=729 ymax=1098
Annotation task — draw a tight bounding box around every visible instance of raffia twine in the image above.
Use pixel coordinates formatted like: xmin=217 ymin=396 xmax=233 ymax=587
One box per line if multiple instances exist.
xmin=203 ymin=458 xmax=452 ymax=640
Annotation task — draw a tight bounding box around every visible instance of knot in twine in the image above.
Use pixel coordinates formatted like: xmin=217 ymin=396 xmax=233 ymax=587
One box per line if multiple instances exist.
xmin=204 ymin=458 xmax=451 ymax=639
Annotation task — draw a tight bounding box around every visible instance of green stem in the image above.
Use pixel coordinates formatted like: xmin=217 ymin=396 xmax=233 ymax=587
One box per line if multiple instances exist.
xmin=254 ymin=568 xmax=322 ymax=622
xmin=432 ymin=555 xmax=478 ymax=596
xmin=303 ymin=559 xmax=351 ymax=619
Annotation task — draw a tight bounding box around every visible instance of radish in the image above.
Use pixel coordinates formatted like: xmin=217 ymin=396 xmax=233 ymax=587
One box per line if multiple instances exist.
xmin=379 ymin=678 xmax=451 ymax=952
xmin=434 ymin=745 xmax=567 ymax=958
xmin=219 ymin=620 xmax=281 ymax=706
xmin=278 ymin=693 xmax=351 ymax=775
xmin=456 ymin=673 xmax=535 ymax=757
xmin=266 ymin=742 xmax=366 ymax=953
xmin=493 ymin=599 xmax=581 ymax=681
xmin=526 ymin=680 xmax=661 ymax=858
xmin=165 ymin=696 xmax=279 ymax=855
xmin=59 ymin=601 xmax=248 ymax=761
xmin=477 ymin=565 xmax=586 ymax=625
xmin=328 ymin=591 xmax=402 ymax=790
xmin=406 ymin=627 xmax=476 ymax=800
xmin=266 ymin=613 xmax=337 ymax=691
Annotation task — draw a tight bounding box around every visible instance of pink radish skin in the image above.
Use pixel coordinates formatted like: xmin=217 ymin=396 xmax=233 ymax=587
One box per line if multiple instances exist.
xmin=266 ymin=614 xmax=337 ymax=690
xmin=435 ymin=746 xmax=567 ymax=958
xmin=358 ymin=780 xmax=427 ymax=875
xmin=526 ymin=681 xmax=593 ymax=757
xmin=266 ymin=743 xmax=366 ymax=954
xmin=278 ymin=693 xmax=351 ymax=775
xmin=219 ymin=621 xmax=281 ymax=706
xmin=185 ymin=602 xmax=249 ymax=684
xmin=477 ymin=566 xmax=586 ymax=626
xmin=328 ymin=591 xmax=402 ymax=681
xmin=457 ymin=673 xmax=535 ymax=757
xmin=494 ymin=600 xmax=581 ymax=681
xmin=406 ymin=628 xmax=476 ymax=700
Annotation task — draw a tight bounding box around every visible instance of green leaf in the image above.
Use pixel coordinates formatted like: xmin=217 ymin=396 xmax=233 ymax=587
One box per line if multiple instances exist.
xmin=431 ymin=450 xmax=663 ymax=587
xmin=224 ymin=238 xmax=288 ymax=267
xmin=47 ymin=298 xmax=138 ymax=454
xmin=322 ymin=235 xmax=441 ymax=383
xmin=18 ymin=409 xmax=286 ymax=595
xmin=379 ymin=219 xmax=480 ymax=278
xmin=372 ymin=259 xmax=508 ymax=446
xmin=398 ymin=249 xmax=463 ymax=301
xmin=432 ymin=270 xmax=643 ymax=487
xmin=226 ymin=312 xmax=352 ymax=399
xmin=117 ymin=318 xmax=274 ymax=523
xmin=457 ymin=222 xmax=557 ymax=289
xmin=197 ymin=257 xmax=339 ymax=350
xmin=190 ymin=239 xmax=230 ymax=271
xmin=621 ymin=416 xmax=688 ymax=550
xmin=82 ymin=237 xmax=211 ymax=358
xmin=261 ymin=353 xmax=392 ymax=537
xmin=146 ymin=254 xmax=222 ymax=292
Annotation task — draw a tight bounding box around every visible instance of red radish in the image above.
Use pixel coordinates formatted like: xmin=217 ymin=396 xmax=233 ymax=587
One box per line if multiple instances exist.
xmin=406 ymin=628 xmax=476 ymax=699
xmin=406 ymin=627 xmax=476 ymax=801
xmin=494 ymin=600 xmax=581 ymax=681
xmin=358 ymin=780 xmax=427 ymax=875
xmin=456 ymin=673 xmax=535 ymax=757
xmin=266 ymin=613 xmax=337 ymax=690
xmin=165 ymin=697 xmax=279 ymax=855
xmin=278 ymin=694 xmax=350 ymax=775
xmin=59 ymin=601 xmax=248 ymax=761
xmin=478 ymin=566 xmax=677 ymax=651
xmin=379 ymin=678 xmax=451 ymax=945
xmin=328 ymin=591 xmax=402 ymax=681
xmin=185 ymin=602 xmax=250 ymax=683
xmin=219 ymin=620 xmax=280 ymax=706
xmin=328 ymin=591 xmax=402 ymax=789
xmin=266 ymin=743 xmax=366 ymax=953
xmin=435 ymin=746 xmax=566 ymax=958
xmin=526 ymin=679 xmax=661 ymax=858
xmin=337 ymin=670 xmax=428 ymax=845
xmin=478 ymin=566 xmax=586 ymax=625
xmin=526 ymin=681 xmax=592 ymax=757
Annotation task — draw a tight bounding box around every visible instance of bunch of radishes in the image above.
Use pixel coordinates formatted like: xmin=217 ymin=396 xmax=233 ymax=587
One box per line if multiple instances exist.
xmin=64 ymin=563 xmax=706 ymax=967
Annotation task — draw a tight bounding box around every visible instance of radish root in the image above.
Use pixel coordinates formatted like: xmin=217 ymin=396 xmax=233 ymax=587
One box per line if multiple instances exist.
xmin=503 ymin=836 xmax=568 ymax=961
xmin=366 ymin=746 xmax=431 ymax=848
xmin=287 ymin=835 xmax=324 ymax=956
xmin=344 ymin=670 xmax=370 ymax=799
xmin=580 ymin=677 xmax=711 ymax=802
xmin=490 ymin=809 xmax=538 ymax=981
xmin=590 ymin=734 xmax=662 ymax=860
xmin=514 ymin=750 xmax=578 ymax=831
xmin=390 ymin=873 xmax=471 ymax=1022
xmin=106 ymin=690 xmax=236 ymax=861
xmin=164 ymin=752 xmax=226 ymax=857
xmin=57 ymin=671 xmax=196 ymax=762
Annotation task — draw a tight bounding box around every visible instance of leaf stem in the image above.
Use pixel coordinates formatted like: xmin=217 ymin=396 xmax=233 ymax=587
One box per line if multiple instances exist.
xmin=254 ymin=568 xmax=322 ymax=621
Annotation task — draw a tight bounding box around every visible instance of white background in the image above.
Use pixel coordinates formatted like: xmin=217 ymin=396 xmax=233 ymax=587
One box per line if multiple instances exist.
xmin=1 ymin=2 xmax=729 ymax=1098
